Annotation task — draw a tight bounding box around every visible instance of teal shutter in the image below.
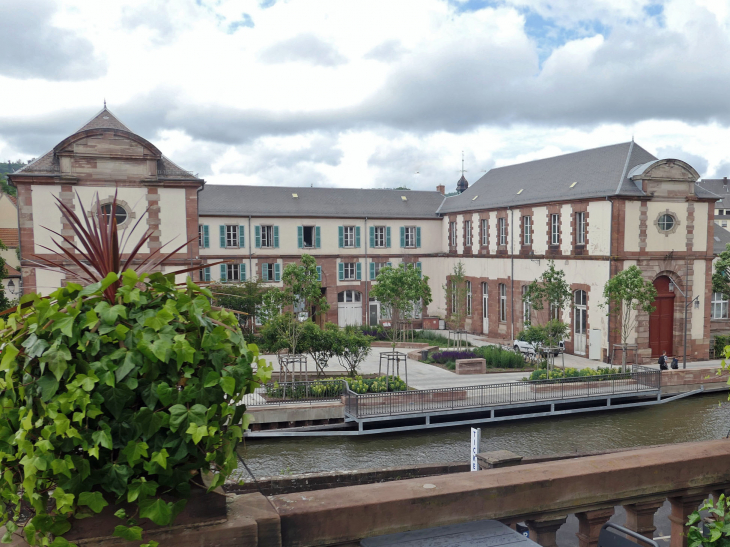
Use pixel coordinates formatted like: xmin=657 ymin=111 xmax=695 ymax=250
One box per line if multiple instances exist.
xmin=387 ymin=261 xmax=392 ymax=267
xmin=355 ymin=226 xmax=361 ymax=247
xmin=356 ymin=262 xmax=362 ymax=280
xmin=204 ymin=267 xmax=211 ymax=282
xmin=400 ymin=227 xmax=405 ymax=248
xmin=338 ymin=263 xmax=344 ymax=281
xmin=238 ymin=225 xmax=245 ymax=248
xmin=255 ymin=226 xmax=261 ymax=248
xmin=316 ymin=266 xmax=322 ymax=282
xmin=386 ymin=227 xmax=391 ymax=248
xmin=315 ymin=226 xmax=321 ymax=248
xmin=369 ymin=226 xmax=375 ymax=247
xmin=416 ymin=227 xmax=421 ymax=248
xmin=273 ymin=226 xmax=279 ymax=248
xmin=262 ymin=263 xmax=268 ymax=281
xmin=241 ymin=263 xmax=247 ymax=281
xmin=220 ymin=225 xmax=226 ymax=248
xmin=274 ymin=262 xmax=281 ymax=281
xmin=297 ymin=226 xmax=303 ymax=249
xmin=220 ymin=265 xmax=227 ymax=281
xmin=203 ymin=225 xmax=209 ymax=248
xmin=416 ymin=262 xmax=422 ymax=278
xmin=370 ymin=261 xmax=375 ymax=280
xmin=338 ymin=226 xmax=344 ymax=248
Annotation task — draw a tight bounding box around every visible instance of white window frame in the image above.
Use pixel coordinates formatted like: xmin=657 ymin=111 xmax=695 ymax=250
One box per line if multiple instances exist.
xmin=226 ymin=263 xmax=240 ymax=282
xmin=343 ymin=226 xmax=356 ymax=248
xmin=466 ymin=280 xmax=472 ymax=316
xmin=551 ymin=214 xmax=560 ymax=245
xmin=523 ymin=216 xmax=531 ymax=245
xmin=343 ymin=262 xmax=356 ymax=280
xmin=261 ymin=225 xmax=274 ymax=248
xmin=225 ymin=225 xmax=239 ymax=248
xmin=374 ymin=226 xmax=386 ymax=248
xmin=464 ymin=220 xmax=472 ymax=246
xmin=712 ymin=292 xmax=729 ymax=319
xmin=576 ymin=212 xmax=586 ymax=245
xmin=550 ymin=302 xmax=561 ymax=321
xmin=450 ymin=221 xmax=457 ymax=247
xmin=498 ymin=218 xmax=506 ymax=246
xmin=302 ymin=225 xmax=315 ymax=248
xmin=373 ymin=262 xmax=388 ymax=278
xmin=499 ymin=283 xmax=506 ymax=322
xmin=481 ymin=218 xmax=488 ymax=246
xmin=404 ymin=226 xmax=416 ymax=248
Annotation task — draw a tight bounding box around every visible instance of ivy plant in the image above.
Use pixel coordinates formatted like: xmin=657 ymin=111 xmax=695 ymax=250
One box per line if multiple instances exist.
xmin=687 ymin=494 xmax=730 ymax=547
xmin=0 ymin=270 xmax=271 ymax=546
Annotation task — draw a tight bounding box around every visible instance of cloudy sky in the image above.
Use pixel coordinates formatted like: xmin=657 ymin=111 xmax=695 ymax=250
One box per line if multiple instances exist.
xmin=1 ymin=0 xmax=730 ymax=191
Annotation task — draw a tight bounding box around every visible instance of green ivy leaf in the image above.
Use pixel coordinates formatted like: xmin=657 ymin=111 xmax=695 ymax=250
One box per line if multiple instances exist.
xmin=186 ymin=423 xmax=208 ymax=444
xmin=121 ymin=440 xmax=149 ymax=466
xmin=98 ymin=385 xmax=135 ymax=420
xmin=78 ymin=491 xmax=108 ymax=514
xmin=92 ymin=424 xmax=113 ymax=450
xmin=115 ymin=351 xmax=136 ymax=382
xmin=52 ymin=487 xmax=75 ymax=514
xmin=0 ymin=343 xmax=18 ymax=371
xmin=127 ymin=478 xmax=158 ymax=503
xmin=219 ymin=376 xmax=236 ymax=396
xmin=79 ymin=281 xmax=102 ymax=297
xmin=134 ymin=408 xmax=165 ymax=439
xmin=101 ymin=463 xmax=134 ymax=497
xmin=113 ymin=525 xmax=143 ymax=541
xmin=204 ymin=370 xmax=220 ymax=387
xmin=37 ymin=374 xmax=60 ymax=402
xmin=139 ymin=497 xmax=173 ymax=526
xmin=149 ymin=449 xmax=168 ymax=470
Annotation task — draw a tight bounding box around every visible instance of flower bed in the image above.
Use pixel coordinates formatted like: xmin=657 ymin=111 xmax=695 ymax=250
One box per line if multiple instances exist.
xmin=262 ymin=375 xmax=408 ymax=400
xmin=524 ymin=366 xmax=626 ymax=381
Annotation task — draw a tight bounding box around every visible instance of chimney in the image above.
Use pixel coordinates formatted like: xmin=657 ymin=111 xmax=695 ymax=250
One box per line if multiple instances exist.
xmin=436 ymin=185 xmax=445 ymax=195
xmin=724 ymin=177 xmax=727 ymax=186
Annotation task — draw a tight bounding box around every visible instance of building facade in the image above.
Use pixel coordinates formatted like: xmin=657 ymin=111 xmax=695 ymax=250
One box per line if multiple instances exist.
xmin=0 ymin=191 xmax=21 ymax=299
xmin=8 ymin=109 xmax=722 ymax=363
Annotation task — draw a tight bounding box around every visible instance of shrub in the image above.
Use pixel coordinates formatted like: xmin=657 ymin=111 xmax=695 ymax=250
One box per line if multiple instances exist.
xmin=430 ymin=350 xmax=477 ymax=364
xmin=714 ymin=334 xmax=730 ymax=359
xmin=473 ymin=345 xmax=526 ymax=368
xmin=525 ymin=366 xmax=626 ymax=381
xmin=0 ymin=272 xmax=271 ymax=546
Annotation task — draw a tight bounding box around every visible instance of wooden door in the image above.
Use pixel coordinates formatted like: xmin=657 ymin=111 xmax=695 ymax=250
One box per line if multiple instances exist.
xmin=649 ymin=276 xmax=675 ymax=357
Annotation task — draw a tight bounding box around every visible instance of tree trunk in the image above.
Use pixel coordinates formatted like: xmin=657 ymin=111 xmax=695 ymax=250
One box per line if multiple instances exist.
xmin=622 ymin=343 xmax=627 ymax=373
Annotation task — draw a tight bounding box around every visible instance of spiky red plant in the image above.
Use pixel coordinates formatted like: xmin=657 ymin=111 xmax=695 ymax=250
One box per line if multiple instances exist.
xmin=32 ymin=190 xmax=224 ymax=302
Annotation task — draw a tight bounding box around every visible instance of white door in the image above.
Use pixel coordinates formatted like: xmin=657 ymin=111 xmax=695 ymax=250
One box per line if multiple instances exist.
xmin=338 ymin=290 xmax=363 ymax=327
xmin=589 ymin=328 xmax=602 ymax=360
xmin=482 ymin=282 xmax=489 ymax=334
xmin=574 ymin=290 xmax=587 ymax=355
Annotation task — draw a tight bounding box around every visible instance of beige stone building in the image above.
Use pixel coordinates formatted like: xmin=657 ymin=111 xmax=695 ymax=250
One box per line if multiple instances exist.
xmin=0 ymin=191 xmax=21 ymax=299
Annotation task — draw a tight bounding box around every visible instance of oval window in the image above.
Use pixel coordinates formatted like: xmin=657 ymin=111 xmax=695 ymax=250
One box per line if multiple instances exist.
xmin=657 ymin=214 xmax=675 ymax=232
xmin=100 ymin=204 xmax=128 ymax=225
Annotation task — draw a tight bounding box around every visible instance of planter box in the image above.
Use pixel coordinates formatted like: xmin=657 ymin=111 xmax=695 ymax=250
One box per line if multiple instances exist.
xmin=529 ymin=379 xmax=638 ymax=394
xmin=65 ymin=486 xmax=227 ymax=541
xmin=455 ymin=358 xmax=486 ymax=375
xmin=347 ymin=390 xmax=468 ymax=407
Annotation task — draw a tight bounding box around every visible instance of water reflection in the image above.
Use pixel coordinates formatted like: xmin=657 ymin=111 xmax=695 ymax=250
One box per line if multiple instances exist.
xmin=237 ymin=393 xmax=730 ymax=477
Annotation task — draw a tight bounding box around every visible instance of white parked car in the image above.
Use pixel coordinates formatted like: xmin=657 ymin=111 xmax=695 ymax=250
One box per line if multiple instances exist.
xmin=513 ymin=339 xmax=565 ymax=357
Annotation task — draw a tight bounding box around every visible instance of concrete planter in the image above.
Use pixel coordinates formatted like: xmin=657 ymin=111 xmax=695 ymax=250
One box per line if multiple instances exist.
xmin=529 ymin=379 xmax=638 ymax=394
xmin=455 ymin=358 xmax=487 ymax=375
xmin=347 ymin=390 xmax=468 ymax=407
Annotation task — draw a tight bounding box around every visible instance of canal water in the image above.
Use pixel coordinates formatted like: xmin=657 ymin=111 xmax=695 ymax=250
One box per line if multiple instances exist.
xmin=237 ymin=392 xmax=730 ymax=477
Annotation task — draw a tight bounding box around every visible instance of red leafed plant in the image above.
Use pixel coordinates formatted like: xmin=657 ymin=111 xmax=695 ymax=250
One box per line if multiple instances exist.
xmin=32 ymin=190 xmax=223 ymax=302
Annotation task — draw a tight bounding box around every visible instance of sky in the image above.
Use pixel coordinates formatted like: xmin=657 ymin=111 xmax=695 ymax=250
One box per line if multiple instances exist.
xmin=1 ymin=0 xmax=730 ymax=191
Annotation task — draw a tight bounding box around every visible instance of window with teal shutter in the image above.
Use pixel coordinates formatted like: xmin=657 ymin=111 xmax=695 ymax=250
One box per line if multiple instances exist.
xmin=315 ymin=226 xmax=321 ymax=248
xmin=400 ymin=227 xmax=405 ymax=248
xmin=241 ymin=263 xmax=247 ymax=281
xmin=255 ymin=226 xmax=261 ymax=248
xmin=316 ymin=266 xmax=322 ymax=282
xmin=203 ymin=267 xmax=211 ymax=282
xmin=238 ymin=225 xmax=245 ymax=248
xmin=261 ymin=263 xmax=268 ymax=281
xmin=416 ymin=262 xmax=422 ymax=278
xmin=274 ymin=262 xmax=281 ymax=281
xmin=219 ymin=225 xmax=226 ymax=248
xmin=369 ymin=262 xmax=375 ymax=280
xmin=369 ymin=226 xmax=375 ymax=248
xmin=273 ymin=226 xmax=279 ymax=248
xmin=338 ymin=263 xmax=344 ymax=280
xmin=201 ymin=225 xmax=209 ymax=248
xmin=220 ymin=264 xmax=227 ymax=281
xmin=416 ymin=227 xmax=421 ymax=248
xmin=386 ymin=227 xmax=391 ymax=247
xmin=356 ymin=262 xmax=362 ymax=280
xmin=387 ymin=261 xmax=392 ymax=267
xmin=338 ymin=226 xmax=344 ymax=248
xmin=355 ymin=226 xmax=361 ymax=247
xmin=297 ymin=226 xmax=303 ymax=248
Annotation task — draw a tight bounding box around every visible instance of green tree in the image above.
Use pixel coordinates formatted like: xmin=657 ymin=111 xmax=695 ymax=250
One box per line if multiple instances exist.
xmin=259 ymin=254 xmax=329 ymax=356
xmin=0 ymin=173 xmax=17 ymax=197
xmin=299 ymin=321 xmax=340 ymax=377
xmin=334 ymin=327 xmax=373 ymax=377
xmin=522 ymin=260 xmax=573 ymax=324
xmin=712 ymin=243 xmax=730 ymax=297
xmin=0 ymin=239 xmax=14 ymax=311
xmin=443 ymin=261 xmax=468 ymax=343
xmin=209 ymin=279 xmax=272 ymax=331
xmin=601 ymin=265 xmax=657 ymax=370
xmin=370 ymin=262 xmax=433 ymax=349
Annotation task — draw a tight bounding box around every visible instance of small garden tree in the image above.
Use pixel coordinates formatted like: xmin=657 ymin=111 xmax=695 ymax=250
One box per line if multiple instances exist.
xmin=300 ymin=321 xmax=340 ymax=377
xmin=0 ymin=238 xmax=13 ymax=311
xmin=602 ymin=265 xmax=657 ymax=370
xmin=712 ymin=243 xmax=730 ymax=298
xmin=522 ymin=260 xmax=572 ymax=341
xmin=209 ymin=278 xmax=272 ymax=332
xmin=370 ymin=262 xmax=432 ymax=350
xmin=443 ymin=262 xmax=467 ymax=339
xmin=334 ymin=327 xmax=373 ymax=377
xmin=259 ymin=254 xmax=329 ymax=356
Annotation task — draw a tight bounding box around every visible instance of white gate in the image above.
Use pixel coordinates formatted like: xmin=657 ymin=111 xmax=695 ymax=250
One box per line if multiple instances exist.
xmin=574 ymin=290 xmax=587 ymax=356
xmin=482 ymin=282 xmax=489 ymax=335
xmin=338 ymin=290 xmax=362 ymax=327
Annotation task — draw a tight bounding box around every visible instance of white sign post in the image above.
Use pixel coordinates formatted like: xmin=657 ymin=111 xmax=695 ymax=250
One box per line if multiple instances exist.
xmin=470 ymin=427 xmax=481 ymax=471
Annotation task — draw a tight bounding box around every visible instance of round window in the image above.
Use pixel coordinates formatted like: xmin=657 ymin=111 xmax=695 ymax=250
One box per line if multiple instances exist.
xmin=100 ymin=204 xmax=128 ymax=226
xmin=657 ymin=214 xmax=675 ymax=232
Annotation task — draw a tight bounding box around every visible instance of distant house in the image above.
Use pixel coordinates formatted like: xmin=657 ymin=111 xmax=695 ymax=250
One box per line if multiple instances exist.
xmin=0 ymin=191 xmax=20 ymax=299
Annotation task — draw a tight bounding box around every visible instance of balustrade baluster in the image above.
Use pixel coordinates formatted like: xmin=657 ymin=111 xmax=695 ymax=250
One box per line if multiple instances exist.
xmin=576 ymin=508 xmax=615 ymax=547
xmin=624 ymin=497 xmax=666 ymax=541
xmin=668 ymin=493 xmax=710 ymax=547
xmin=525 ymin=515 xmax=568 ymax=547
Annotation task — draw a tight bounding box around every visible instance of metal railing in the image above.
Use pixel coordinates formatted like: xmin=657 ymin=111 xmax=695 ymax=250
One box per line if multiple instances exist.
xmin=242 ymin=379 xmax=345 ymax=407
xmin=344 ymin=365 xmax=661 ymax=418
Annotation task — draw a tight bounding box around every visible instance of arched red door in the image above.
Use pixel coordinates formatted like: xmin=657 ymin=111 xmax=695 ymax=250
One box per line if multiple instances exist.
xmin=649 ymin=276 xmax=675 ymax=358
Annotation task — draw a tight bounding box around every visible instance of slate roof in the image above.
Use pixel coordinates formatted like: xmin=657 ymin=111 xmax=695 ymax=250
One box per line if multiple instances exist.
xmin=439 ymin=141 xmax=668 ymax=214
xmin=0 ymin=228 xmax=19 ymax=247
xmin=714 ymin=225 xmax=730 ymax=255
xmin=13 ymin=107 xmax=199 ymax=181
xmin=199 ymin=185 xmax=446 ymax=219
xmin=697 ymin=179 xmax=730 ymax=208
